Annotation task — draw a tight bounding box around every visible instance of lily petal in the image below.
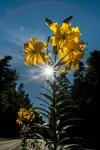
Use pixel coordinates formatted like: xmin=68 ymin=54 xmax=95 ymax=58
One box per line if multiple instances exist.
xmin=49 ymin=22 xmax=60 ymax=33
xmin=49 ymin=36 xmax=57 ymax=46
xmin=37 ymin=53 xmax=46 ymax=64
xmin=71 ymin=27 xmax=80 ymax=36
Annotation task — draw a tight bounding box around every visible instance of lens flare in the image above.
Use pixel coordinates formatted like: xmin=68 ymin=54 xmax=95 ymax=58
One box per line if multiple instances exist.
xmin=29 ymin=64 xmax=55 ymax=81
xmin=43 ymin=66 xmax=54 ymax=77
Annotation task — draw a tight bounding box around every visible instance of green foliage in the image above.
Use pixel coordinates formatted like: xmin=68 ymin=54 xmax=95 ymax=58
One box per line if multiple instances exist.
xmin=34 ymin=75 xmax=87 ymax=149
xmin=71 ymin=50 xmax=99 ymax=149
xmin=21 ymin=50 xmax=98 ymax=149
xmin=0 ymin=56 xmax=32 ymax=137
xmin=1 ymin=49 xmax=98 ymax=149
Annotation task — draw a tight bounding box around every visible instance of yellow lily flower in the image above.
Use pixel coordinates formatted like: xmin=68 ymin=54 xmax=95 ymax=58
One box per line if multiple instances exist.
xmin=23 ymin=37 xmax=47 ymax=65
xmin=16 ymin=119 xmax=23 ymax=125
xmin=58 ymin=40 xmax=85 ymax=73
xmin=47 ymin=20 xmax=80 ymax=49
xmin=16 ymin=108 xmax=35 ymax=125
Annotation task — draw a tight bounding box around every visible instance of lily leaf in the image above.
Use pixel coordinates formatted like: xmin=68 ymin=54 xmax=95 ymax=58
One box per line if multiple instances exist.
xmin=41 ymin=93 xmax=53 ymax=102
xmin=34 ymin=107 xmax=50 ymax=114
xmin=57 ymin=137 xmax=70 ymax=145
xmin=40 ymin=112 xmax=49 ymax=119
xmin=40 ymin=104 xmax=52 ymax=111
xmin=35 ymin=133 xmax=46 ymax=140
xmin=63 ymin=144 xmax=82 ymax=149
xmin=58 ymin=105 xmax=79 ymax=113
xmin=35 ymin=97 xmax=50 ymax=106
xmin=40 ymin=85 xmax=52 ymax=95
xmin=62 ymin=125 xmax=73 ymax=131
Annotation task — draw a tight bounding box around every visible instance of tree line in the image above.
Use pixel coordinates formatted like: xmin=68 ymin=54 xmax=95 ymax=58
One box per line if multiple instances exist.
xmin=0 ymin=50 xmax=98 ymax=149
xmin=0 ymin=56 xmax=33 ymax=137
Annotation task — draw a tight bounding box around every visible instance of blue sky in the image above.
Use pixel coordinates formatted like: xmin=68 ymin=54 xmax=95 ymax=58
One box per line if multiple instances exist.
xmin=0 ymin=0 xmax=100 ymax=106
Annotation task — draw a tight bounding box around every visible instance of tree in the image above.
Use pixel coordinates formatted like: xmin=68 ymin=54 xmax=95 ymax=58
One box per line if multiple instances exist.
xmin=71 ymin=50 xmax=99 ymax=149
xmin=0 ymin=56 xmax=32 ymax=137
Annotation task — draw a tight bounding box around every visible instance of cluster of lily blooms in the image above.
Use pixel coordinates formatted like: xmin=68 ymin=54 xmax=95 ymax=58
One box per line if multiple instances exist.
xmin=23 ymin=16 xmax=85 ymax=74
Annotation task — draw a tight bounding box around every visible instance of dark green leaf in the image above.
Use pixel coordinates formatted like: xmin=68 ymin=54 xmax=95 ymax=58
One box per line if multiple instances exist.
xmin=35 ymin=97 xmax=50 ymax=106
xmin=34 ymin=107 xmax=50 ymax=114
xmin=40 ymin=104 xmax=52 ymax=111
xmin=62 ymin=125 xmax=73 ymax=131
xmin=58 ymin=105 xmax=79 ymax=113
xmin=57 ymin=137 xmax=70 ymax=145
xmin=40 ymin=112 xmax=49 ymax=119
xmin=40 ymin=85 xmax=52 ymax=95
xmin=41 ymin=93 xmax=53 ymax=102
xmin=63 ymin=144 xmax=81 ymax=149
xmin=35 ymin=133 xmax=46 ymax=140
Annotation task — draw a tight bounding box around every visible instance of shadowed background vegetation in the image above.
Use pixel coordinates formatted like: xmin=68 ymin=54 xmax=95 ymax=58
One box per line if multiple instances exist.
xmin=0 ymin=50 xmax=99 ymax=149
xmin=0 ymin=56 xmax=43 ymax=138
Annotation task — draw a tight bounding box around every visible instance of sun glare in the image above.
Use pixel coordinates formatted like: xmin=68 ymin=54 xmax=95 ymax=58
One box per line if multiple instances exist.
xmin=44 ymin=66 xmax=54 ymax=77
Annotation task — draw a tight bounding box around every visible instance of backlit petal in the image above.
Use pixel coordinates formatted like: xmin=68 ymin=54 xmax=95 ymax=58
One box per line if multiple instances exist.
xmin=49 ymin=36 xmax=57 ymax=46
xmin=61 ymin=22 xmax=70 ymax=34
xmin=37 ymin=53 xmax=46 ymax=64
xmin=28 ymin=37 xmax=35 ymax=49
xmin=49 ymin=22 xmax=60 ymax=33
xmin=23 ymin=43 xmax=33 ymax=53
xmin=34 ymin=42 xmax=47 ymax=51
xmin=71 ymin=27 xmax=80 ymax=36
xmin=30 ymin=55 xmax=37 ymax=65
xmin=24 ymin=54 xmax=31 ymax=65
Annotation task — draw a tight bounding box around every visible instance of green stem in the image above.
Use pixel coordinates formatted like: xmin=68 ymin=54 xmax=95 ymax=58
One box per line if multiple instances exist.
xmin=53 ymin=81 xmax=57 ymax=150
xmin=53 ymin=53 xmax=57 ymax=150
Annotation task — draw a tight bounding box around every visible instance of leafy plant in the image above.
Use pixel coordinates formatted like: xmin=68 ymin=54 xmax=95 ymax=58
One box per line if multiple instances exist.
xmin=34 ymin=75 xmax=87 ymax=150
xmin=19 ymin=16 xmax=86 ymax=149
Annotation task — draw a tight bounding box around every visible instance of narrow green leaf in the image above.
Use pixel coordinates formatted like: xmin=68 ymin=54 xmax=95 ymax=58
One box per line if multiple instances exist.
xmin=56 ymin=120 xmax=60 ymax=127
xmin=46 ymin=80 xmax=54 ymax=89
xmin=35 ymin=133 xmax=46 ymax=140
xmin=57 ymin=137 xmax=70 ymax=145
xmin=40 ymin=85 xmax=52 ymax=95
xmin=33 ymin=123 xmax=42 ymax=127
xmin=63 ymin=144 xmax=82 ymax=149
xmin=40 ymin=104 xmax=52 ymax=111
xmin=57 ymin=112 xmax=72 ymax=118
xmin=35 ymin=97 xmax=50 ymax=106
xmin=58 ymin=105 xmax=79 ymax=113
xmin=45 ymin=140 xmax=53 ymax=146
xmin=55 ymin=101 xmax=63 ymax=107
xmin=40 ymin=112 xmax=49 ymax=119
xmin=62 ymin=125 xmax=73 ymax=131
xmin=59 ymin=130 xmax=66 ymax=135
xmin=58 ymin=117 xmax=82 ymax=125
xmin=34 ymin=107 xmax=50 ymax=114
xmin=41 ymin=93 xmax=53 ymax=102
xmin=58 ymin=119 xmax=73 ymax=127
xmin=65 ymin=117 xmax=83 ymax=122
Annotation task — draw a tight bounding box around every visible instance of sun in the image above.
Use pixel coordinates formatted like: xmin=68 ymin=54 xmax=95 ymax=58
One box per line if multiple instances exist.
xmin=29 ymin=64 xmax=55 ymax=81
xmin=43 ymin=65 xmax=54 ymax=77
